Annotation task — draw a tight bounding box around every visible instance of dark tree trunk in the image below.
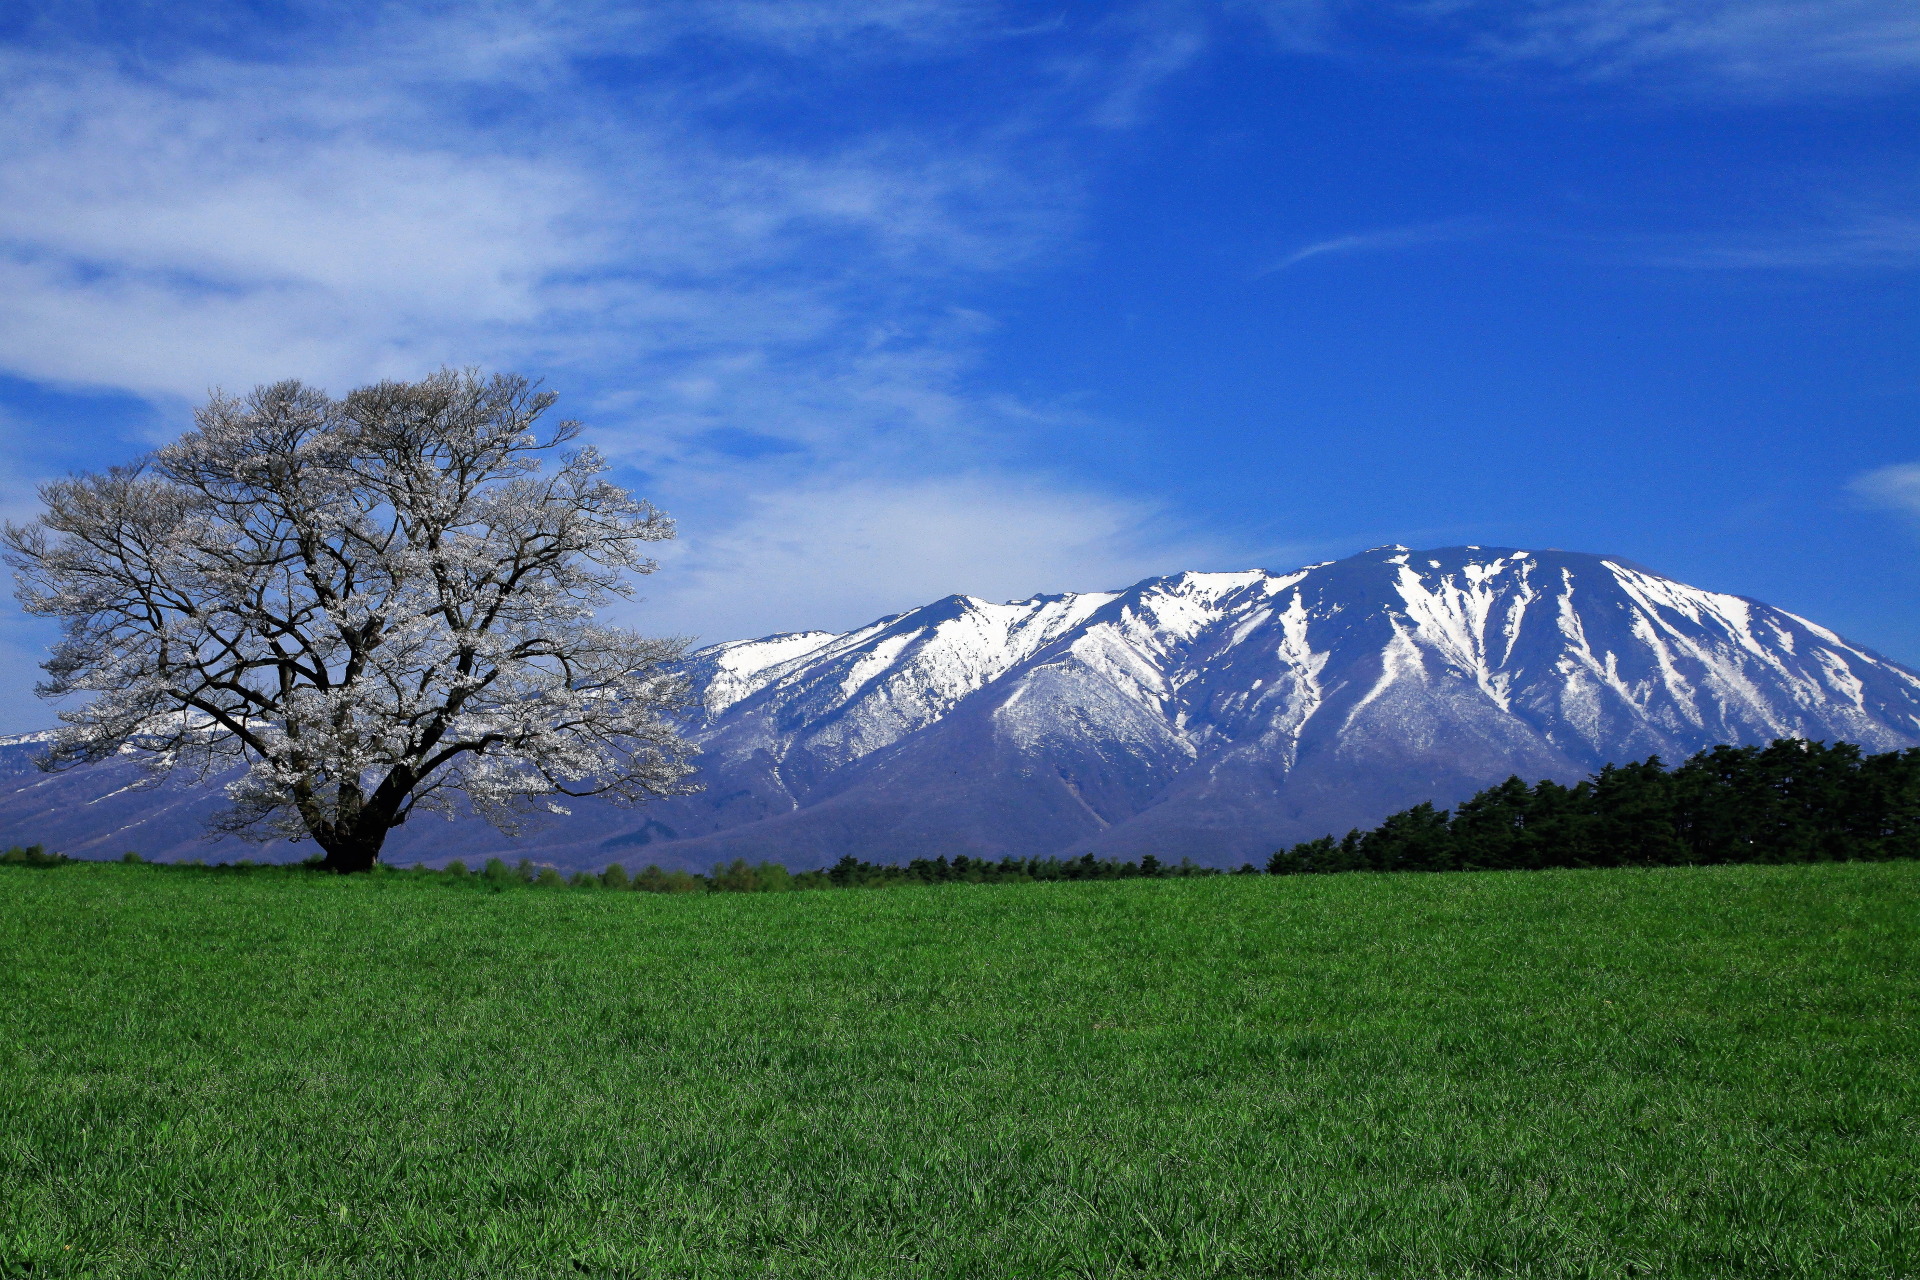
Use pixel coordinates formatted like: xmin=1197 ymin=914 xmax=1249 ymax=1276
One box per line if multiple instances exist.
xmin=311 ymin=784 xmax=400 ymax=873
xmin=316 ymin=828 xmax=387 ymax=873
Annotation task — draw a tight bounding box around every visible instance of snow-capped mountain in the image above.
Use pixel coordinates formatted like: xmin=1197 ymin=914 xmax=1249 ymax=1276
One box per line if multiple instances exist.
xmin=4 ymin=545 xmax=1919 ymax=868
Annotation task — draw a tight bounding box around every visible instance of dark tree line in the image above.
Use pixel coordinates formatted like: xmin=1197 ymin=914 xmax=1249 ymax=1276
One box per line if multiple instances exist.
xmin=458 ymin=851 xmax=1232 ymax=890
xmin=1267 ymin=738 xmax=1920 ymax=875
xmin=13 ymin=737 xmax=1918 ymax=888
xmin=0 ymin=847 xmax=1236 ymax=889
xmin=821 ymin=852 xmax=1230 ymax=887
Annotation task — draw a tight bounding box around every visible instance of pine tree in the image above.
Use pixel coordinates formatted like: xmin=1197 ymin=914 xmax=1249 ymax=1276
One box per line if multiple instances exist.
xmin=1450 ymin=775 xmax=1532 ymax=870
xmin=1520 ymin=779 xmax=1594 ymax=868
xmin=1358 ymin=802 xmax=1455 ymax=872
xmin=1590 ymin=759 xmax=1684 ymax=866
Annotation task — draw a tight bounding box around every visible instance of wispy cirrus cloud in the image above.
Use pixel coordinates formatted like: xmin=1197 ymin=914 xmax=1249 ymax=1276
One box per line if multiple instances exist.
xmin=1083 ymin=8 xmax=1212 ymax=129
xmin=1649 ymin=212 xmax=1920 ymax=270
xmin=0 ymin=0 xmax=1069 ymax=437
xmin=1259 ymin=219 xmax=1493 ymax=274
xmin=0 ymin=16 xmax=1063 ymax=403
xmin=0 ymin=0 xmax=1241 ymax=723
xmin=1470 ymin=0 xmax=1920 ymax=94
xmin=1242 ymin=0 xmax=1920 ymax=96
xmin=1852 ymin=463 xmax=1920 ymax=520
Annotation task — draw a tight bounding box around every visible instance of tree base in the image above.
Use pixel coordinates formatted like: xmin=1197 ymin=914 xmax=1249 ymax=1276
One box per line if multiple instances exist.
xmin=318 ymin=847 xmax=380 ymax=874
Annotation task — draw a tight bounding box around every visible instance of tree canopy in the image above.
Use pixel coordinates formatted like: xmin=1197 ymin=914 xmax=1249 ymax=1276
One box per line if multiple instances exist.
xmin=4 ymin=369 xmax=696 ymax=871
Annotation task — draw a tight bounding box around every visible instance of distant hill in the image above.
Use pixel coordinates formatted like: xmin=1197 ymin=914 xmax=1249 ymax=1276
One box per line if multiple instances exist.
xmin=5 ymin=545 xmax=1919 ymax=869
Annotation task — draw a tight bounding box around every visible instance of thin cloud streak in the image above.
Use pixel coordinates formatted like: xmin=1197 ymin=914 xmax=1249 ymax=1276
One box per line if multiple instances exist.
xmin=1241 ymin=0 xmax=1920 ymax=97
xmin=1852 ymin=463 xmax=1920 ymax=520
xmin=1259 ymin=219 xmax=1493 ymax=275
xmin=1649 ymin=214 xmax=1920 ymax=271
xmin=1085 ymin=11 xmax=1212 ymax=129
xmin=1476 ymin=0 xmax=1920 ymax=94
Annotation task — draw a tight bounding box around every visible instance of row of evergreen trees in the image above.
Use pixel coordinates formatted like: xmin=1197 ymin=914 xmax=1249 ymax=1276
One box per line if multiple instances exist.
xmin=9 ymin=739 xmax=1915 ymax=886
xmin=1268 ymin=738 xmax=1920 ymax=875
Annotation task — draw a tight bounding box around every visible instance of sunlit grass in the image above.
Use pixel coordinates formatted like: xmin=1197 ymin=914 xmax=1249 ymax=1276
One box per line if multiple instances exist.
xmin=3 ymin=860 xmax=1916 ymax=1277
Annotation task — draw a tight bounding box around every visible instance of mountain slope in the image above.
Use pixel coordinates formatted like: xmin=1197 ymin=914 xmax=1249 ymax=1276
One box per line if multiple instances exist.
xmin=4 ymin=545 xmax=1918 ymax=868
xmin=625 ymin=545 xmax=1920 ymax=866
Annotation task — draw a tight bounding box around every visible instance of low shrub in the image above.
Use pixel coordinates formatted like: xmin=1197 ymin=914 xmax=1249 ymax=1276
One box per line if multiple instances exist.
xmin=0 ymin=844 xmax=68 ymax=867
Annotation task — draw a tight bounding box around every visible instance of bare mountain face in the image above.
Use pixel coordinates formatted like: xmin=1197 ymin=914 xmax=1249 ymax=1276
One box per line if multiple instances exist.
xmin=5 ymin=545 xmax=1919 ymax=869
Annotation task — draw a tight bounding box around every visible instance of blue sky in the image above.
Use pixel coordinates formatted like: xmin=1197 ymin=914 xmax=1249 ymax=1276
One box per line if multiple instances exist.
xmin=0 ymin=0 xmax=1916 ymax=732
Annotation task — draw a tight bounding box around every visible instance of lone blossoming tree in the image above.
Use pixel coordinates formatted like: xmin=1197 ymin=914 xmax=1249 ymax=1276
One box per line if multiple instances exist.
xmin=4 ymin=369 xmax=696 ymax=872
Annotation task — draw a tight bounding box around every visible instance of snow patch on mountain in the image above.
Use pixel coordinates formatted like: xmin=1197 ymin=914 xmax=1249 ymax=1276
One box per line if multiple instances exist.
xmin=645 ymin=545 xmax=1920 ymax=867
xmin=6 ymin=544 xmax=1919 ymax=870
xmin=698 ymin=630 xmax=842 ymax=714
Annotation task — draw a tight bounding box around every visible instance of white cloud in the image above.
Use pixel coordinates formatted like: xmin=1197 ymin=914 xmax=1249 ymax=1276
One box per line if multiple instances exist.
xmin=1084 ymin=10 xmax=1212 ymax=129
xmin=0 ymin=425 xmax=62 ymax=733
xmin=1239 ymin=0 xmax=1343 ymax=55
xmin=0 ymin=2 xmax=1199 ymax=728
xmin=1650 ymin=213 xmax=1920 ymax=270
xmin=626 ymin=473 xmax=1263 ymax=645
xmin=1852 ymin=463 xmax=1920 ymax=519
xmin=1260 ymin=219 xmax=1492 ymax=274
xmin=0 ymin=31 xmax=1061 ymax=401
xmin=1242 ymin=0 xmax=1920 ymax=96
xmin=0 ymin=627 xmax=58 ymax=736
xmin=0 ymin=6 xmax=1072 ymax=460
xmin=683 ymin=0 xmax=1000 ymax=53
xmin=1476 ymin=0 xmax=1920 ymax=93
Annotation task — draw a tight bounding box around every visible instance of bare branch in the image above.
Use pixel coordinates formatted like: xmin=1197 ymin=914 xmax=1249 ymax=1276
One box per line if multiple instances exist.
xmin=5 ymin=369 xmax=696 ymax=871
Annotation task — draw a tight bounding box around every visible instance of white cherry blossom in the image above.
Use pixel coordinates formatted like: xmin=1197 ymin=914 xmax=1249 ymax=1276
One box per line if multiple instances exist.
xmin=5 ymin=369 xmax=695 ymax=871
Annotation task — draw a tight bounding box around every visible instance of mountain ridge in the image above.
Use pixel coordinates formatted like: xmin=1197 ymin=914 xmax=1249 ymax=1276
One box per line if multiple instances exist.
xmin=2 ymin=544 xmax=1917 ymax=868
xmin=635 ymin=544 xmax=1920 ymax=868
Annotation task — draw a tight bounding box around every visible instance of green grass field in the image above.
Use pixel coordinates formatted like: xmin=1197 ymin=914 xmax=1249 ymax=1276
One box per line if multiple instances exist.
xmin=3 ymin=861 xmax=1917 ymax=1278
